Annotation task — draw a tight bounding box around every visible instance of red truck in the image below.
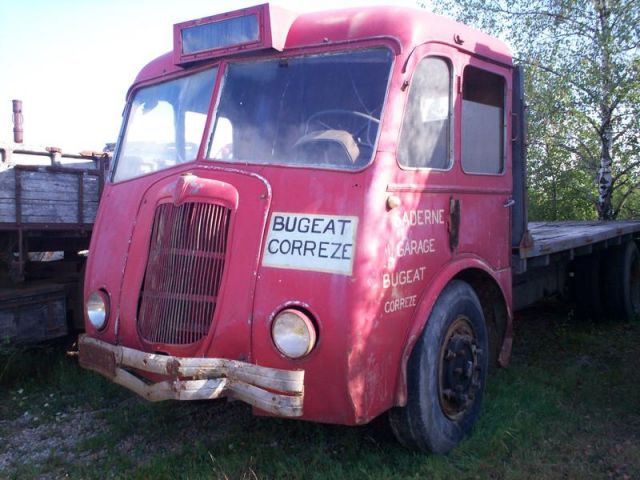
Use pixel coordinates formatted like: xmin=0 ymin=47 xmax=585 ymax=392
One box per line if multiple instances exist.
xmin=78 ymin=4 xmax=640 ymax=453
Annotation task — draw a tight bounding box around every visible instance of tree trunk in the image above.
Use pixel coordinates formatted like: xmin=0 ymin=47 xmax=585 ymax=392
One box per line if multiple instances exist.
xmin=595 ymin=0 xmax=615 ymax=220
xmin=597 ymin=121 xmax=614 ymax=220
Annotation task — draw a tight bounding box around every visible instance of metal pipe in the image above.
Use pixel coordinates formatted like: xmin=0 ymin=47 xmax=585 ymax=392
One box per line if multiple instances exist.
xmin=12 ymin=99 xmax=23 ymax=144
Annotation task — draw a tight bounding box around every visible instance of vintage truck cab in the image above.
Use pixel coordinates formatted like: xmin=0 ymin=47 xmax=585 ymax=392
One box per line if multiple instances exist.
xmin=79 ymin=4 xmax=516 ymax=453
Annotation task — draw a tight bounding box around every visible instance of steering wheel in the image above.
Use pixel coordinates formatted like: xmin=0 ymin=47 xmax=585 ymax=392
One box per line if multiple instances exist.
xmin=306 ymin=109 xmax=380 ymax=149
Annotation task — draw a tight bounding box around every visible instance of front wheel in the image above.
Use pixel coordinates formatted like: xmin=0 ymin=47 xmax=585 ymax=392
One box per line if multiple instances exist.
xmin=389 ymin=280 xmax=488 ymax=453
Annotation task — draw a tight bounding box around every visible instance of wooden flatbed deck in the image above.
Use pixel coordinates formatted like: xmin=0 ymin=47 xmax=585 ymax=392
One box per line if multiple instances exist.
xmin=512 ymin=220 xmax=640 ymax=308
xmin=519 ymin=220 xmax=640 ymax=260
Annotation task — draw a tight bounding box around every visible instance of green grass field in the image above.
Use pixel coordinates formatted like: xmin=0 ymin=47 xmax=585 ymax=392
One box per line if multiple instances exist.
xmin=1 ymin=303 xmax=639 ymax=479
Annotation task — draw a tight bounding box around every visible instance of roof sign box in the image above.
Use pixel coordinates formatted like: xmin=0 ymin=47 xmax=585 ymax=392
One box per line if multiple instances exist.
xmin=173 ymin=3 xmax=297 ymax=66
xmin=181 ymin=15 xmax=259 ymax=55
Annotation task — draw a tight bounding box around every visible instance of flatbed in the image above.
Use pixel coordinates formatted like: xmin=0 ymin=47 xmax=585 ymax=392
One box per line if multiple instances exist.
xmin=0 ymin=143 xmax=107 ymax=343
xmin=523 ymin=221 xmax=640 ymax=259
xmin=513 ymin=221 xmax=640 ymax=274
xmin=512 ymin=221 xmax=640 ymax=311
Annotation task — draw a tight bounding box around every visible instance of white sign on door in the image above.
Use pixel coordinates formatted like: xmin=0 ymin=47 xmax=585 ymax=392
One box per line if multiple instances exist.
xmin=262 ymin=212 xmax=358 ymax=275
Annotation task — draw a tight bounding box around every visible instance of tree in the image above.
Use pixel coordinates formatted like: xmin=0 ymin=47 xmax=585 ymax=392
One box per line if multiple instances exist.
xmin=426 ymin=0 xmax=640 ymax=220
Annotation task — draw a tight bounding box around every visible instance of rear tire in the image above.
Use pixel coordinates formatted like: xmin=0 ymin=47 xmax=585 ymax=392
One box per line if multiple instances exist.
xmin=389 ymin=280 xmax=488 ymax=453
xmin=572 ymin=253 xmax=604 ymax=318
xmin=603 ymin=241 xmax=640 ymax=321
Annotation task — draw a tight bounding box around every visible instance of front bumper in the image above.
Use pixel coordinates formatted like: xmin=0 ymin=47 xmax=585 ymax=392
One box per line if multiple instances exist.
xmin=78 ymin=335 xmax=304 ymax=417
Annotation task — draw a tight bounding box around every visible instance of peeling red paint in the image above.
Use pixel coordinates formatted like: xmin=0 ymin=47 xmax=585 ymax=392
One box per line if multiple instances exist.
xmin=82 ymin=4 xmax=515 ymax=426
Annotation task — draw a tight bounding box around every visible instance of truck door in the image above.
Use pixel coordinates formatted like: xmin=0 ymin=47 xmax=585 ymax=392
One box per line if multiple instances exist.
xmin=383 ymin=45 xmax=457 ymax=317
xmin=388 ymin=49 xmax=512 ymax=295
xmin=455 ymin=59 xmax=512 ymax=270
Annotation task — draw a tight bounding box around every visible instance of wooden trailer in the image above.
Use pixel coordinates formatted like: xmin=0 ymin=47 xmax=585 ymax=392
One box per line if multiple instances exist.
xmin=0 ymin=144 xmax=107 ymax=344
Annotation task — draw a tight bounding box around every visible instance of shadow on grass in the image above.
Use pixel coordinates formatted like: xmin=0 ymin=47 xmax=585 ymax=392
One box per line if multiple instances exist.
xmin=2 ymin=303 xmax=639 ymax=479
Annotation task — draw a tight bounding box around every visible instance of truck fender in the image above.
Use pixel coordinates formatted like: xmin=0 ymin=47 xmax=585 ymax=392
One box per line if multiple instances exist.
xmin=394 ymin=255 xmax=512 ymax=406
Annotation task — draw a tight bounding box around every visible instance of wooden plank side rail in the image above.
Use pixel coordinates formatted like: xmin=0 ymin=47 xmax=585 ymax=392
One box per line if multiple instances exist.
xmin=13 ymin=167 xmax=22 ymax=226
xmin=0 ymin=165 xmax=102 ymax=226
xmin=519 ymin=221 xmax=640 ymax=259
xmin=513 ymin=220 xmax=640 ymax=275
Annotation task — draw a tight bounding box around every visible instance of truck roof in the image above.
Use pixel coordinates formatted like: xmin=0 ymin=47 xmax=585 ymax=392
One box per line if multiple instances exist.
xmin=132 ymin=5 xmax=513 ymax=88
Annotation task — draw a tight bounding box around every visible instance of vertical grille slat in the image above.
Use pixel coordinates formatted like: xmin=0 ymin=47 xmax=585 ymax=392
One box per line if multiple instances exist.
xmin=138 ymin=202 xmax=231 ymax=345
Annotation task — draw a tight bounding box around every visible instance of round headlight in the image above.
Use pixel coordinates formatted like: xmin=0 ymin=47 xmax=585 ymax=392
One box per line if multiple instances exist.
xmin=86 ymin=290 xmax=109 ymax=330
xmin=271 ymin=309 xmax=317 ymax=359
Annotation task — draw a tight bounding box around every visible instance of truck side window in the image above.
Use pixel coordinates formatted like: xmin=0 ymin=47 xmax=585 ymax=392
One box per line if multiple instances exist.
xmin=461 ymin=66 xmax=505 ymax=174
xmin=398 ymin=57 xmax=452 ymax=169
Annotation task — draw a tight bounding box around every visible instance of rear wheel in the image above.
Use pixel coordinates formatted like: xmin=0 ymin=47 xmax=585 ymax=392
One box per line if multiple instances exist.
xmin=572 ymin=253 xmax=604 ymax=318
xmin=389 ymin=280 xmax=488 ymax=453
xmin=603 ymin=241 xmax=640 ymax=321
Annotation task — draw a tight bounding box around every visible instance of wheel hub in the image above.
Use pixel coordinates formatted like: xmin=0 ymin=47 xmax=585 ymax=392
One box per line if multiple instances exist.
xmin=438 ymin=316 xmax=482 ymax=419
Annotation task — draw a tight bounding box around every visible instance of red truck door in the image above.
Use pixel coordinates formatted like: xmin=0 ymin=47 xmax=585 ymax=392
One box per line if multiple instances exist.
xmin=388 ymin=47 xmax=512 ymax=307
xmin=454 ymin=57 xmax=512 ymax=271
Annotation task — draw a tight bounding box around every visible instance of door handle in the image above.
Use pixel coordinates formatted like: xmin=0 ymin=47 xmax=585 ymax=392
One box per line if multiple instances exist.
xmin=448 ymin=197 xmax=460 ymax=251
xmin=503 ymin=198 xmax=515 ymax=208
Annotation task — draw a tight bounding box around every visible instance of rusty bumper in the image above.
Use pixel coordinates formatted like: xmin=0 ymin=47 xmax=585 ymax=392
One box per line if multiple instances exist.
xmin=78 ymin=335 xmax=304 ymax=417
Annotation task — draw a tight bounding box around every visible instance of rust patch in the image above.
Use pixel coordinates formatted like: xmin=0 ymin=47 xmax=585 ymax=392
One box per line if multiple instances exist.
xmin=498 ymin=335 xmax=513 ymax=367
xmin=78 ymin=341 xmax=116 ymax=379
xmin=448 ymin=196 xmax=460 ymax=251
xmin=166 ymin=358 xmax=181 ymax=377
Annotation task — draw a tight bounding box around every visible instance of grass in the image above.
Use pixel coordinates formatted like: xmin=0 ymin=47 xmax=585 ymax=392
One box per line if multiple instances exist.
xmin=1 ymin=303 xmax=639 ymax=479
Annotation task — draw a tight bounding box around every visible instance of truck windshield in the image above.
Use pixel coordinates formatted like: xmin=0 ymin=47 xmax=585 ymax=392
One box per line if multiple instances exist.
xmin=113 ymin=68 xmax=217 ymax=182
xmin=207 ymin=48 xmax=393 ymax=170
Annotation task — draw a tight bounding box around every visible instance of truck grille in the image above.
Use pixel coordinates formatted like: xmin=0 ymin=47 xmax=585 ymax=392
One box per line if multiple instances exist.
xmin=138 ymin=202 xmax=231 ymax=345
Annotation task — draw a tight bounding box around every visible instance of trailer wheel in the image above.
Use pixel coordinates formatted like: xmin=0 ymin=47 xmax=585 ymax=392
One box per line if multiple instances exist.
xmin=572 ymin=253 xmax=604 ymax=318
xmin=603 ymin=241 xmax=640 ymax=320
xmin=389 ymin=280 xmax=488 ymax=453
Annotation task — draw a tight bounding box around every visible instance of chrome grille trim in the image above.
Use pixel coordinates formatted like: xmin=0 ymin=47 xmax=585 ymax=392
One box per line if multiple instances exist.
xmin=138 ymin=202 xmax=230 ymax=345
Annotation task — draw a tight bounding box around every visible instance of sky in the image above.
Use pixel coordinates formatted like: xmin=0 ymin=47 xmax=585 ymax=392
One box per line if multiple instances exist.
xmin=0 ymin=0 xmax=427 ymax=152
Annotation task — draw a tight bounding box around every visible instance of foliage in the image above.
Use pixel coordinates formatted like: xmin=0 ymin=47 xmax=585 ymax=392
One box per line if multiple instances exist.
xmin=428 ymin=0 xmax=640 ymax=220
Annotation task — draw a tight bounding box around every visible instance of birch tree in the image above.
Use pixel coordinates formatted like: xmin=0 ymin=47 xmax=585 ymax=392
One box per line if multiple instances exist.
xmin=427 ymin=0 xmax=640 ymax=220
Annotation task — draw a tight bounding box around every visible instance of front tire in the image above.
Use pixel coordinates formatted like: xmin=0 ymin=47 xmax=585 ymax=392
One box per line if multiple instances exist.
xmin=389 ymin=280 xmax=488 ymax=453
